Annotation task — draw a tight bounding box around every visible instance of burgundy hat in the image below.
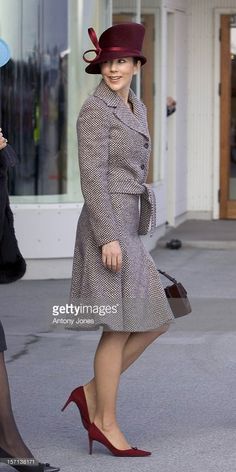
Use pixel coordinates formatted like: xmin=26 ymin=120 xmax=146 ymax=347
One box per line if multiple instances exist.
xmin=83 ymin=22 xmax=146 ymax=74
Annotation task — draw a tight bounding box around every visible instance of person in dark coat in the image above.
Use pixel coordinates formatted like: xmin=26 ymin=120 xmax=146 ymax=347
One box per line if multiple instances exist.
xmin=62 ymin=23 xmax=176 ymax=458
xmin=0 ymin=143 xmax=26 ymax=283
xmin=0 ymin=38 xmax=59 ymax=472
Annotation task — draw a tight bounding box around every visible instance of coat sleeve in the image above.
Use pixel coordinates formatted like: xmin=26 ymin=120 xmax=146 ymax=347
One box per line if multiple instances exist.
xmin=0 ymin=146 xmax=18 ymax=242
xmin=0 ymin=154 xmax=8 ymax=242
xmin=77 ymin=98 xmax=120 ymax=247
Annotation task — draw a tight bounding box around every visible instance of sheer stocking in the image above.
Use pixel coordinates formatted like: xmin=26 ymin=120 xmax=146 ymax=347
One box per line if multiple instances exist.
xmin=0 ymin=352 xmax=34 ymax=459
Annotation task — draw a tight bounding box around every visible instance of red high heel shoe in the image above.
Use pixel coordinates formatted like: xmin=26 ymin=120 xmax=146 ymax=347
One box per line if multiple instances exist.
xmin=88 ymin=422 xmax=151 ymax=457
xmin=61 ymin=386 xmax=90 ymax=430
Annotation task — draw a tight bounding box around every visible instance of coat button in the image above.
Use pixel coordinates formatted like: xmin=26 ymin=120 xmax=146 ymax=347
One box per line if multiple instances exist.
xmin=140 ymin=164 xmax=145 ymax=170
xmin=144 ymin=142 xmax=149 ymax=148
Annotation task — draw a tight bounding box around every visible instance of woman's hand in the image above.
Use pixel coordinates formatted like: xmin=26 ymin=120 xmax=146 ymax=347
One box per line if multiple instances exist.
xmin=167 ymin=96 xmax=177 ymax=115
xmin=101 ymin=240 xmax=122 ymax=272
xmin=0 ymin=129 xmax=8 ymax=150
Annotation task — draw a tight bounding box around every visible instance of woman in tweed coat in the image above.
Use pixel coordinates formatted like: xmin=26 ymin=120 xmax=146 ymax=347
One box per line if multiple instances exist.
xmin=64 ymin=23 xmax=175 ymax=456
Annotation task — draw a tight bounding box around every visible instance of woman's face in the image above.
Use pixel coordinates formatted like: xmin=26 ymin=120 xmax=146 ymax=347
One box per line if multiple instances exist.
xmin=100 ymin=57 xmax=140 ymax=96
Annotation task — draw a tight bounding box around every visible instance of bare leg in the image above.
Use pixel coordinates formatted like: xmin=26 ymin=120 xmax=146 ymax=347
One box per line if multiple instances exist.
xmin=84 ymin=323 xmax=170 ymax=427
xmin=120 ymin=323 xmax=170 ymax=371
xmin=0 ymin=352 xmax=34 ymax=458
xmin=92 ymin=331 xmax=132 ymax=449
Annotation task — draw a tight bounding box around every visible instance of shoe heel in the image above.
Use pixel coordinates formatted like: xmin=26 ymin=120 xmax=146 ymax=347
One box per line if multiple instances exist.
xmin=61 ymin=395 xmax=72 ymax=412
xmin=88 ymin=434 xmax=93 ymax=455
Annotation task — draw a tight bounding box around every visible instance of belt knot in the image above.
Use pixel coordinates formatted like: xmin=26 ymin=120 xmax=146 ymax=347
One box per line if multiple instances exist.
xmin=139 ymin=183 xmax=157 ymax=237
xmin=107 ymin=179 xmax=157 ymax=237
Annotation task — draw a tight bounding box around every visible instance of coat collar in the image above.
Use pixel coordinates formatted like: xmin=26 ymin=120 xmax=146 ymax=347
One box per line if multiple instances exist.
xmin=93 ymin=79 xmax=150 ymax=139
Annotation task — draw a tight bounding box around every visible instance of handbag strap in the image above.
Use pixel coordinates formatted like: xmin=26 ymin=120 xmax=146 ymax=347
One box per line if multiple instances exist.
xmin=158 ymin=269 xmax=178 ymax=284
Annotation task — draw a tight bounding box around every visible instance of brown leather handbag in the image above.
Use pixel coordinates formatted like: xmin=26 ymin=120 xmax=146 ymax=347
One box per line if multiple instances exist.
xmin=158 ymin=269 xmax=192 ymax=318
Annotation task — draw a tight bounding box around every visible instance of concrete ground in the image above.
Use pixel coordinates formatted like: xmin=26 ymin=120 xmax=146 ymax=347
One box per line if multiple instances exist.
xmin=158 ymin=218 xmax=236 ymax=248
xmin=0 ymin=220 xmax=236 ymax=472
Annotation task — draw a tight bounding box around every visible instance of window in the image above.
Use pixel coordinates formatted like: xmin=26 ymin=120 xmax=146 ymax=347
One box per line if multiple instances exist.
xmin=0 ymin=0 xmax=69 ymax=200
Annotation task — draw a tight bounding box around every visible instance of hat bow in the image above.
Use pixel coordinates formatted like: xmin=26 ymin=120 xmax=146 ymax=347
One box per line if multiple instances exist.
xmin=83 ymin=28 xmax=102 ymax=63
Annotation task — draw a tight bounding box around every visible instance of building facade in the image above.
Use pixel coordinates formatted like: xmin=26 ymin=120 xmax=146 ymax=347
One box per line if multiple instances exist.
xmin=0 ymin=0 xmax=235 ymax=278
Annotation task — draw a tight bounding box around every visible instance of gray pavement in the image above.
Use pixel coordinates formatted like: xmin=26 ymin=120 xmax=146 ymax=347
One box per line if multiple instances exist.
xmin=158 ymin=218 xmax=236 ymax=249
xmin=0 ymin=224 xmax=236 ymax=471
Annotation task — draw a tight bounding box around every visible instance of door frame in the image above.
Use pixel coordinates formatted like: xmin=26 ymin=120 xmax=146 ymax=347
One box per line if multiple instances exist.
xmin=213 ymin=8 xmax=236 ymax=219
xmin=166 ymin=10 xmax=176 ymax=226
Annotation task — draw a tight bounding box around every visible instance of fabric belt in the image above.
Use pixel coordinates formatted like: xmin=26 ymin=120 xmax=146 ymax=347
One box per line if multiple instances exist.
xmin=107 ymin=179 xmax=157 ymax=237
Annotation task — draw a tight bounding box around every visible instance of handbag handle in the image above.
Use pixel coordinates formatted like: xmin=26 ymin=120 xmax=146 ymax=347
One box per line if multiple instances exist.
xmin=158 ymin=269 xmax=178 ymax=284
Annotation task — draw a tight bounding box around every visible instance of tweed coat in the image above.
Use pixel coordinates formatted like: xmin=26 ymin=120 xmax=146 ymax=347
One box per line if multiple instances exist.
xmin=69 ymin=78 xmax=175 ymax=332
xmin=0 ymin=145 xmax=27 ymax=353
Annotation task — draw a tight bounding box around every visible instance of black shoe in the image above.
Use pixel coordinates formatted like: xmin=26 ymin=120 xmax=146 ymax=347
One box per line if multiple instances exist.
xmin=42 ymin=465 xmax=60 ymax=472
xmin=0 ymin=446 xmax=60 ymax=472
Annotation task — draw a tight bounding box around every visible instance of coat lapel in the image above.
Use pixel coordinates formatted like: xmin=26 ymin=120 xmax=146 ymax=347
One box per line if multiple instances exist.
xmin=93 ymin=79 xmax=150 ymax=140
